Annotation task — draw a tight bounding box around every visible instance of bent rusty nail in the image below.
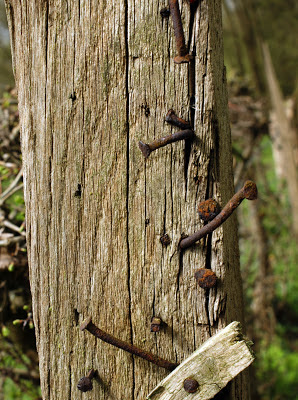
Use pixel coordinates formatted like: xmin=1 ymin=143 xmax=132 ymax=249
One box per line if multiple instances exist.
xmin=179 ymin=181 xmax=258 ymax=249
xmin=77 ymin=369 xmax=96 ymax=392
xmin=138 ymin=129 xmax=194 ymax=159
xmin=165 ymin=109 xmax=191 ymax=130
xmin=169 ymin=0 xmax=193 ymax=64
xmin=80 ymin=317 xmax=178 ymax=371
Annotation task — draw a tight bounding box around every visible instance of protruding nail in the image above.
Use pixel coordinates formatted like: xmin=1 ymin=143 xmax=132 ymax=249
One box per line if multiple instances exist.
xmin=183 ymin=377 xmax=199 ymax=393
xmin=174 ymin=54 xmax=194 ymax=64
xmin=151 ymin=317 xmax=162 ymax=332
xmin=77 ymin=369 xmax=96 ymax=392
xmin=139 ymin=129 xmax=194 ymax=159
xmin=80 ymin=317 xmax=178 ymax=371
xmin=169 ymin=0 xmax=193 ymax=64
xmin=194 ymin=268 xmax=217 ymax=289
xmin=165 ymin=109 xmax=191 ymax=130
xmin=198 ymin=199 xmax=221 ymax=222
xmin=179 ymin=181 xmax=258 ymax=249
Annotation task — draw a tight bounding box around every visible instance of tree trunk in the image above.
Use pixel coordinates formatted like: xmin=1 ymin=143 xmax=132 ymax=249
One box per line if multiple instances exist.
xmin=4 ymin=0 xmax=250 ymax=399
xmin=262 ymin=42 xmax=298 ymax=239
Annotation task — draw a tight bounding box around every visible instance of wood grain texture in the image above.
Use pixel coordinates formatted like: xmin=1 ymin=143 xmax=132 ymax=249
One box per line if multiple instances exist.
xmin=147 ymin=321 xmax=254 ymax=400
xmin=4 ymin=0 xmax=250 ymax=399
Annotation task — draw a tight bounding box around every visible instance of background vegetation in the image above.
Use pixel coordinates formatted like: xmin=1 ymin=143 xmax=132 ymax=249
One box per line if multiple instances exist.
xmin=0 ymin=0 xmax=297 ymax=399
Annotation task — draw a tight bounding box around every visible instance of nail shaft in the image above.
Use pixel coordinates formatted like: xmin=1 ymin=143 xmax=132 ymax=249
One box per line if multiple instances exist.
xmin=169 ymin=0 xmax=193 ymax=63
xmin=139 ymin=129 xmax=194 ymax=158
xmin=165 ymin=109 xmax=191 ymax=130
xmin=179 ymin=181 xmax=258 ymax=249
xmin=169 ymin=0 xmax=187 ymax=56
xmin=80 ymin=317 xmax=178 ymax=371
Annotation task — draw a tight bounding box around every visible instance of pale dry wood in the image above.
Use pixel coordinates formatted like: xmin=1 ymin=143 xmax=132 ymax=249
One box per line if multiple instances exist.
xmin=5 ymin=0 xmax=249 ymax=399
xmin=262 ymin=42 xmax=298 ymax=239
xmin=147 ymin=321 xmax=254 ymax=400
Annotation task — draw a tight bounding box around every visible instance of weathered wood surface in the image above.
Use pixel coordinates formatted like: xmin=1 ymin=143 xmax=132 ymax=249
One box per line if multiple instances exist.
xmin=4 ymin=0 xmax=249 ymax=399
xmin=147 ymin=321 xmax=254 ymax=400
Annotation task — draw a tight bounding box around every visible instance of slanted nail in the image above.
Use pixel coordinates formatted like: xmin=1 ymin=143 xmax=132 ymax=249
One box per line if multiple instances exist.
xmin=139 ymin=129 xmax=194 ymax=159
xmin=165 ymin=109 xmax=191 ymax=130
xmin=80 ymin=317 xmax=178 ymax=371
xmin=179 ymin=181 xmax=258 ymax=249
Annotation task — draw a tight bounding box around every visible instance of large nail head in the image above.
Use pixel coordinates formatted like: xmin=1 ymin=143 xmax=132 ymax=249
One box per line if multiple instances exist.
xmin=138 ymin=141 xmax=151 ymax=158
xmin=195 ymin=268 xmax=217 ymax=289
xmin=77 ymin=369 xmax=96 ymax=392
xmin=198 ymin=199 xmax=221 ymax=222
xmin=183 ymin=377 xmax=199 ymax=393
xmin=77 ymin=377 xmax=93 ymax=392
xmin=243 ymin=180 xmax=258 ymax=200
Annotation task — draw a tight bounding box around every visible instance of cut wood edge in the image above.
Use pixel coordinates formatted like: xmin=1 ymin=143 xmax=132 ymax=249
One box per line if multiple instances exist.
xmin=147 ymin=321 xmax=255 ymax=400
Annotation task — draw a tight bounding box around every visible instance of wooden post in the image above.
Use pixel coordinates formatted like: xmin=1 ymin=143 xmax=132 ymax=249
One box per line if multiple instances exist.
xmin=4 ymin=0 xmax=250 ymax=398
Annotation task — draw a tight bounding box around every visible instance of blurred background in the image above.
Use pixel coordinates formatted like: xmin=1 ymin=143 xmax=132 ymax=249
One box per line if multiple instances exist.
xmin=0 ymin=0 xmax=297 ymax=399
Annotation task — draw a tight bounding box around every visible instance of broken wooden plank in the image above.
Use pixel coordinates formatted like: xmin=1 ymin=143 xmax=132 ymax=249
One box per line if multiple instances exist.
xmin=147 ymin=321 xmax=254 ymax=400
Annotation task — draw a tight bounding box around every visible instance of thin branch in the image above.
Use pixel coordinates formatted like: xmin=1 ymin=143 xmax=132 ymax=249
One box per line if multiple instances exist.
xmin=0 ymin=167 xmax=23 ymax=205
xmin=0 ymin=235 xmax=26 ymax=247
xmin=0 ymin=367 xmax=40 ymax=384
xmin=2 ymin=220 xmax=26 ymax=236
xmin=0 ymin=183 xmax=24 ymax=206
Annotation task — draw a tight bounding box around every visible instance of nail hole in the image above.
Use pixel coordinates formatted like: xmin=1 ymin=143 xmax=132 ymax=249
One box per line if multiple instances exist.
xmin=74 ymin=309 xmax=79 ymax=325
xmin=69 ymin=92 xmax=77 ymax=101
xmin=75 ymin=184 xmax=82 ymax=197
xmin=160 ymin=7 xmax=170 ymax=18
xmin=141 ymin=103 xmax=150 ymax=117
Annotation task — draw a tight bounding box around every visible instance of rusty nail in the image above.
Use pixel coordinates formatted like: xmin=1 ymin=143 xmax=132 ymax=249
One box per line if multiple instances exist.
xmin=198 ymin=198 xmax=221 ymax=222
xmin=179 ymin=181 xmax=258 ymax=249
xmin=151 ymin=317 xmax=162 ymax=332
xmin=183 ymin=377 xmax=199 ymax=393
xmin=169 ymin=0 xmax=193 ymax=64
xmin=80 ymin=317 xmax=178 ymax=371
xmin=139 ymin=129 xmax=194 ymax=159
xmin=165 ymin=109 xmax=191 ymax=130
xmin=160 ymin=233 xmax=171 ymax=246
xmin=77 ymin=369 xmax=96 ymax=392
xmin=194 ymin=268 xmax=217 ymax=289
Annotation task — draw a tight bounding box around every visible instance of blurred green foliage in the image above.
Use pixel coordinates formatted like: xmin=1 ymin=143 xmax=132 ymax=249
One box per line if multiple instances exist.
xmin=2 ymin=376 xmax=41 ymax=400
xmin=0 ymin=164 xmax=25 ymax=221
xmin=257 ymin=339 xmax=298 ymax=400
xmin=0 ymin=341 xmax=41 ymax=399
xmin=239 ymin=136 xmax=298 ymax=400
xmin=223 ymin=0 xmax=298 ymax=96
xmin=253 ymin=0 xmax=298 ymax=97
